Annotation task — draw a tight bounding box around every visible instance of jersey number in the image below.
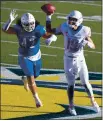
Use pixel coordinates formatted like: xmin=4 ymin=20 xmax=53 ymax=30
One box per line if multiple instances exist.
xmin=67 ymin=38 xmax=81 ymax=52
xmin=21 ymin=36 xmax=37 ymax=48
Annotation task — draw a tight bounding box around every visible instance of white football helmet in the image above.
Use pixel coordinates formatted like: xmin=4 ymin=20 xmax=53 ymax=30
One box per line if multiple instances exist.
xmin=67 ymin=10 xmax=83 ymax=28
xmin=21 ymin=13 xmax=35 ymax=32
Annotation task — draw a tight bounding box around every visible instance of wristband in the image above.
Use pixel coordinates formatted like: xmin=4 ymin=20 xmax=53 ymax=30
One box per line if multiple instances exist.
xmin=46 ymin=15 xmax=52 ymax=21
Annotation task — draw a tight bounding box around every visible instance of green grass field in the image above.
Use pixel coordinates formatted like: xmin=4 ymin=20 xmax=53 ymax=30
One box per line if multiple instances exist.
xmin=1 ymin=1 xmax=102 ymax=72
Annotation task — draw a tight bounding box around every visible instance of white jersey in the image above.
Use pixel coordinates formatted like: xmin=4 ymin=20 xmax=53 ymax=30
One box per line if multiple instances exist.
xmin=55 ymin=22 xmax=91 ymax=57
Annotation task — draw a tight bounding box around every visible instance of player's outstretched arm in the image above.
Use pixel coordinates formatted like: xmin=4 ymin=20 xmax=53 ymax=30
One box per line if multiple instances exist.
xmin=46 ymin=14 xmax=56 ymax=34
xmin=2 ymin=9 xmax=18 ymax=34
xmin=41 ymin=4 xmax=58 ymax=34
xmin=84 ymin=27 xmax=95 ymax=49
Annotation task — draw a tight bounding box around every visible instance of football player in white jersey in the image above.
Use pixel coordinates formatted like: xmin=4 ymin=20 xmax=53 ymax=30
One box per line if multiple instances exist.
xmin=45 ymin=10 xmax=100 ymax=115
xmin=2 ymin=10 xmax=57 ymax=108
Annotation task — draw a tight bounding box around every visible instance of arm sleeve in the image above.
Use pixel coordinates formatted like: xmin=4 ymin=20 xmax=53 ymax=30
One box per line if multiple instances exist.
xmin=55 ymin=24 xmax=62 ymax=35
xmin=46 ymin=21 xmax=62 ymax=35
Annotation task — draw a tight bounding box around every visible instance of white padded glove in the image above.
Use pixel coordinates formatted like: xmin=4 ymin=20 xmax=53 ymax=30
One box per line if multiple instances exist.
xmin=46 ymin=14 xmax=53 ymax=21
xmin=2 ymin=9 xmax=18 ymax=31
xmin=45 ymin=34 xmax=57 ymax=46
xmin=9 ymin=9 xmax=18 ymax=22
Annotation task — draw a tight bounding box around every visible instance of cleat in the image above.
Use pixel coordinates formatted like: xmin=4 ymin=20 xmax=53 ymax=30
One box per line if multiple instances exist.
xmin=34 ymin=93 xmax=43 ymax=108
xmin=92 ymin=101 xmax=100 ymax=113
xmin=36 ymin=102 xmax=43 ymax=108
xmin=34 ymin=97 xmax=43 ymax=108
xmin=22 ymin=76 xmax=29 ymax=91
xmin=68 ymin=105 xmax=77 ymax=116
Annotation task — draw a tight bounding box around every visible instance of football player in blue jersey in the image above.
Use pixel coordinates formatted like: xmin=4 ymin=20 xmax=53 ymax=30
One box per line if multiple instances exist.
xmin=45 ymin=10 xmax=100 ymax=115
xmin=2 ymin=9 xmax=57 ymax=108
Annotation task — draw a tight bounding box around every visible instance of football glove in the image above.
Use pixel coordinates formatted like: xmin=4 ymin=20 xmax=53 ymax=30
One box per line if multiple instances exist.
xmin=45 ymin=34 xmax=57 ymax=46
xmin=9 ymin=9 xmax=18 ymax=22
xmin=2 ymin=9 xmax=18 ymax=31
xmin=46 ymin=14 xmax=54 ymax=21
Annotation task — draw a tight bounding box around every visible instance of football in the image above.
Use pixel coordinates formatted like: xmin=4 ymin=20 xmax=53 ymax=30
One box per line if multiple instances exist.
xmin=41 ymin=3 xmax=56 ymax=15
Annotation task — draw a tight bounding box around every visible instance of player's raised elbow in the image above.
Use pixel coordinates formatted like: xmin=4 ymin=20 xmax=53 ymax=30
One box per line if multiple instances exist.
xmin=2 ymin=27 xmax=16 ymax=34
xmin=2 ymin=27 xmax=6 ymax=32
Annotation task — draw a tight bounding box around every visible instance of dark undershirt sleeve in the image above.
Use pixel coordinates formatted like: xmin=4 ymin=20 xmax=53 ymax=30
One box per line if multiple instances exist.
xmin=46 ymin=21 xmax=62 ymax=35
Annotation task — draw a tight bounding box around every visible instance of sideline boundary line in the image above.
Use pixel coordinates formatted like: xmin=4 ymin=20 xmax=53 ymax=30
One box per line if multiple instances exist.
xmin=1 ymin=63 xmax=102 ymax=74
xmin=1 ymin=65 xmax=102 ymax=120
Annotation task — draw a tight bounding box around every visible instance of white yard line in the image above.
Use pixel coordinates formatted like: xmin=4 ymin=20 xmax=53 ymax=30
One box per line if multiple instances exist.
xmin=40 ymin=44 xmax=64 ymax=50
xmin=9 ymin=53 xmax=57 ymax=57
xmin=2 ymin=1 xmax=102 ymax=6
xmin=92 ymin=32 xmax=102 ymax=35
xmin=1 ymin=22 xmax=15 ymax=25
xmin=84 ymin=50 xmax=102 ymax=54
xmin=1 ymin=63 xmax=19 ymax=67
xmin=1 ymin=40 xmax=18 ymax=44
xmin=1 ymin=7 xmax=102 ymax=17
xmin=1 ymin=7 xmax=42 ymax=13
xmin=1 ymin=40 xmax=102 ymax=54
xmin=1 ymin=22 xmax=102 ymax=35
xmin=42 ymin=53 xmax=57 ymax=57
xmin=57 ymin=16 xmax=102 ymax=22
xmin=58 ymin=1 xmax=102 ymax=7
xmin=9 ymin=54 xmax=18 ymax=57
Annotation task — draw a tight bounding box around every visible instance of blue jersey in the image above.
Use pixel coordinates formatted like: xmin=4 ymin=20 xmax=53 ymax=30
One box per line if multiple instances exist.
xmin=13 ymin=24 xmax=46 ymax=56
